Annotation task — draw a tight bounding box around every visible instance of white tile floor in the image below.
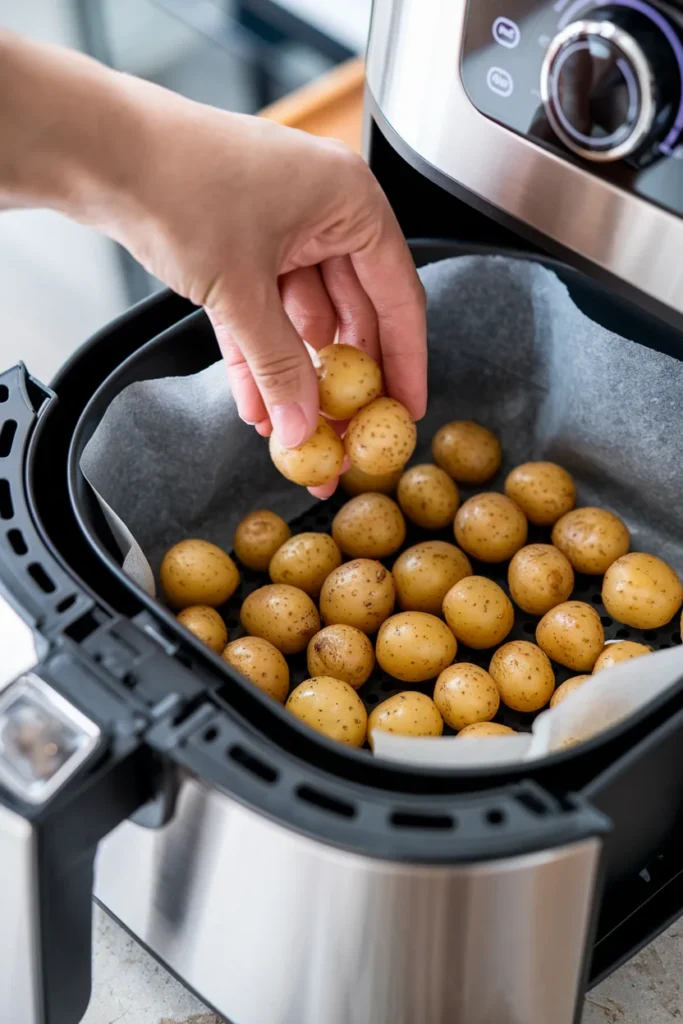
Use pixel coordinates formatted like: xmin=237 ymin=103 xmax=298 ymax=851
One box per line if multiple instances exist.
xmin=3 ymin=2 xmax=683 ymax=1022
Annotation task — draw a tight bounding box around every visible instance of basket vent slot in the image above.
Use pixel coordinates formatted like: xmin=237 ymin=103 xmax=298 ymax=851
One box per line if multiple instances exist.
xmin=229 ymin=744 xmax=278 ymax=784
xmin=391 ymin=810 xmax=455 ymax=831
xmin=0 ymin=480 xmax=12 ymax=520
xmin=0 ymin=385 xmax=8 ymax=403
xmin=7 ymin=529 xmax=27 ymax=555
xmin=0 ymin=420 xmax=17 ymax=457
xmin=28 ymin=563 xmax=55 ymax=594
xmin=297 ymin=785 xmax=355 ymax=818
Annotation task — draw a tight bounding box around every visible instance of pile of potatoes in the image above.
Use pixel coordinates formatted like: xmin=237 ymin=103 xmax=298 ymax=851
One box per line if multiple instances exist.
xmin=159 ymin=345 xmax=683 ymax=751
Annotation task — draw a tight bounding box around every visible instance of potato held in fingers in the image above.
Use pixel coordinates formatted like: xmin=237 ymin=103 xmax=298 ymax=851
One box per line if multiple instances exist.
xmin=340 ymin=464 xmax=402 ymax=497
xmin=344 ymin=397 xmax=417 ymax=475
xmin=270 ymin=416 xmax=344 ymax=487
xmin=315 ymin=343 xmax=383 ymax=420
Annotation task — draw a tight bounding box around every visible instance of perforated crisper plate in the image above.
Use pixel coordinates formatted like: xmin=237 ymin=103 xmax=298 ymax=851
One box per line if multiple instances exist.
xmin=214 ymin=491 xmax=682 ymax=743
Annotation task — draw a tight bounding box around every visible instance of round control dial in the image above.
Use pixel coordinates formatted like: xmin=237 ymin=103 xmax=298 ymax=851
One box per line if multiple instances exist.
xmin=541 ymin=17 xmax=660 ymax=162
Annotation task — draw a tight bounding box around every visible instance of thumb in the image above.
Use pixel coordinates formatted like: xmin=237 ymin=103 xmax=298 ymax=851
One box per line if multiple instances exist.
xmin=208 ymin=281 xmax=320 ymax=448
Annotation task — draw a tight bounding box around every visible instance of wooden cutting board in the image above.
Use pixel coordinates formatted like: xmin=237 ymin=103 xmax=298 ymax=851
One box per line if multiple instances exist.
xmin=259 ymin=57 xmax=365 ymax=153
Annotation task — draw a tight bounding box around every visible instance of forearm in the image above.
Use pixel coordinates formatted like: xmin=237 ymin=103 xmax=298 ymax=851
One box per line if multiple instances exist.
xmin=0 ymin=30 xmax=143 ymax=223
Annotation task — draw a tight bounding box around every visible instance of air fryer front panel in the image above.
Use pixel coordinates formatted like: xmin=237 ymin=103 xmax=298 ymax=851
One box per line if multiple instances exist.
xmin=95 ymin=775 xmax=601 ymax=1024
xmin=366 ymin=0 xmax=683 ymax=319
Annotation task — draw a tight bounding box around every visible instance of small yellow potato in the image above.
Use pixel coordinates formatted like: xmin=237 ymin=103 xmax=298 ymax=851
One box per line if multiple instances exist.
xmin=504 ymin=462 xmax=576 ymax=526
xmin=376 ymin=612 xmax=457 ymax=683
xmin=240 ymin=583 xmax=320 ymax=655
xmin=307 ymin=625 xmax=375 ymax=689
xmin=396 ymin=464 xmax=460 ymax=530
xmin=489 ymin=641 xmax=555 ymax=712
xmin=222 ymin=636 xmax=289 ymax=703
xmin=551 ymin=507 xmax=630 ymax=575
xmin=368 ymin=691 xmax=443 ymax=746
xmin=332 ymin=493 xmax=406 ymax=559
xmin=176 ymin=605 xmax=228 ymax=653
xmin=431 ymin=421 xmax=502 ymax=484
xmin=316 ymin=343 xmax=383 ymax=420
xmin=454 ymin=493 xmax=528 ymax=563
xmin=536 ymin=601 xmax=605 ymax=671
xmin=160 ymin=539 xmax=240 ymax=609
xmin=549 ymin=675 xmax=592 ymax=708
xmin=268 ymin=532 xmax=342 ymax=597
xmin=319 ymin=559 xmax=395 ymax=633
xmin=269 ymin=416 xmax=344 ymax=487
xmin=593 ymin=641 xmax=652 ymax=674
xmin=602 ymin=552 xmax=683 ymax=629
xmin=340 ymin=464 xmax=402 ymax=497
xmin=286 ymin=676 xmax=367 ymax=747
xmin=344 ymin=397 xmax=417 ymax=475
xmin=508 ymin=544 xmax=575 ymax=616
xmin=393 ymin=541 xmax=473 ymax=615
xmin=433 ymin=663 xmax=500 ymax=731
xmin=233 ymin=510 xmax=291 ymax=572
xmin=443 ymin=576 xmax=515 ymax=650
xmin=456 ymin=722 xmax=516 ymax=738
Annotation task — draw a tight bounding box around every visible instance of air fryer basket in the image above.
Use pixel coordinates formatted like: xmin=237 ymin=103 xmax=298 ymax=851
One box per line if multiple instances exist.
xmin=56 ymin=241 xmax=683 ymax=885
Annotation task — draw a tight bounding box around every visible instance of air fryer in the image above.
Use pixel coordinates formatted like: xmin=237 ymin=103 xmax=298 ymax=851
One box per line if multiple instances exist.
xmin=6 ymin=3 xmax=683 ymax=1024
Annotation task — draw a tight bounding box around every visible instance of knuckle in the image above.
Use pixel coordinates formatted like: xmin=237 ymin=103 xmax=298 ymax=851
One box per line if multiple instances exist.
xmin=251 ymin=351 xmax=306 ymax=395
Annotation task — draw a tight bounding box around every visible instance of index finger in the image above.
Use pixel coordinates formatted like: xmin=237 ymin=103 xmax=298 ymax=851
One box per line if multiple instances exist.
xmin=350 ymin=187 xmax=427 ymax=420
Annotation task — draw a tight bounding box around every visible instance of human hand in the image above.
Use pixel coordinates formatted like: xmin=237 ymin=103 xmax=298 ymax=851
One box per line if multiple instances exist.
xmin=92 ymin=80 xmax=427 ymax=496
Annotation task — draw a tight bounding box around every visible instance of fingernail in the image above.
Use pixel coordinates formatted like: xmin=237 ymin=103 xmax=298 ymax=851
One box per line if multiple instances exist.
xmin=271 ymin=403 xmax=308 ymax=448
xmin=239 ymin=416 xmax=257 ymax=426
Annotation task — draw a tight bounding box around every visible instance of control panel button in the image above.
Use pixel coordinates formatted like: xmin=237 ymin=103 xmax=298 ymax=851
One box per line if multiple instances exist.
xmin=493 ymin=17 xmax=521 ymax=49
xmin=487 ymin=66 xmax=514 ymax=98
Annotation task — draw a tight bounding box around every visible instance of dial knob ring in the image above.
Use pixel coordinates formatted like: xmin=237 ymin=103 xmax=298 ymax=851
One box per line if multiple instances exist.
xmin=541 ymin=19 xmax=656 ymax=162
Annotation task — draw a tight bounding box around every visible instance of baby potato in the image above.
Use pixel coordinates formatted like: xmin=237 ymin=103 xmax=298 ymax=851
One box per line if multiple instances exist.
xmin=176 ymin=605 xmax=228 ymax=653
xmin=368 ymin=691 xmax=443 ymax=746
xmin=549 ymin=675 xmax=591 ymax=708
xmin=454 ymin=493 xmax=528 ymax=563
xmin=457 ymin=722 xmax=516 ymax=738
xmin=376 ymin=612 xmax=457 ymax=683
xmin=233 ymin=510 xmax=291 ymax=572
xmin=393 ymin=541 xmax=473 ymax=615
xmin=536 ymin=601 xmax=604 ymax=671
xmin=240 ymin=583 xmax=320 ymax=655
xmin=504 ymin=462 xmax=576 ymax=526
xmin=340 ymin=465 xmax=402 ymax=497
xmin=332 ymin=493 xmax=406 ymax=559
xmin=160 ymin=539 xmax=240 ymax=609
xmin=431 ymin=421 xmax=502 ymax=485
xmin=320 ymin=559 xmax=395 ymax=633
xmin=602 ymin=552 xmax=683 ymax=629
xmin=551 ymin=507 xmax=629 ymax=575
xmin=489 ymin=641 xmax=555 ymax=712
xmin=443 ymin=576 xmax=515 ymax=650
xmin=316 ymin=343 xmax=383 ymax=420
xmin=433 ymin=663 xmax=500 ymax=731
xmin=269 ymin=532 xmax=342 ymax=597
xmin=286 ymin=676 xmax=367 ymax=747
xmin=344 ymin=397 xmax=417 ymax=475
xmin=222 ymin=636 xmax=289 ymax=703
xmin=269 ymin=416 xmax=344 ymax=487
xmin=593 ymin=640 xmax=652 ymax=674
xmin=508 ymin=544 xmax=574 ymax=616
xmin=307 ymin=624 xmax=375 ymax=689
xmin=396 ymin=464 xmax=460 ymax=530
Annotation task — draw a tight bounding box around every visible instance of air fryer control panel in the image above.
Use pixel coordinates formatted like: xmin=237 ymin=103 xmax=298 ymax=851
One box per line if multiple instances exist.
xmin=462 ymin=0 xmax=683 ymax=216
